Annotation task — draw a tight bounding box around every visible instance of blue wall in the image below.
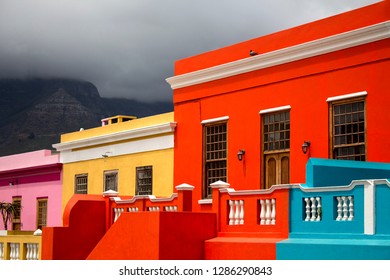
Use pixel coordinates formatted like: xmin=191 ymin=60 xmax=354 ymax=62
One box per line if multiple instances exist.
xmin=277 ymin=158 xmax=390 ymax=259
xmin=305 ymin=158 xmax=390 ymax=187
xmin=289 ymin=186 xmax=364 ymax=238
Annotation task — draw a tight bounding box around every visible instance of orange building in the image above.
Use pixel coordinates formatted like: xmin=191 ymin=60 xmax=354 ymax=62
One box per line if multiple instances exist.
xmin=166 ymin=0 xmax=390 ymax=211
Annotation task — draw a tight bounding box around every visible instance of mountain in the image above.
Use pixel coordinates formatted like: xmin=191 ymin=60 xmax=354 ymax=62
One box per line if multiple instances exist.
xmin=0 ymin=78 xmax=173 ymax=157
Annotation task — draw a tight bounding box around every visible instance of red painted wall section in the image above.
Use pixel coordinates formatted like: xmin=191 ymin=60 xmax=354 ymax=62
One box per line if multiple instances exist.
xmin=87 ymin=212 xmax=217 ymax=260
xmin=217 ymin=189 xmax=290 ymax=238
xmin=174 ymin=0 xmax=390 ymax=75
xmin=173 ymin=35 xmax=390 ymax=212
xmin=42 ymin=195 xmax=106 ymax=260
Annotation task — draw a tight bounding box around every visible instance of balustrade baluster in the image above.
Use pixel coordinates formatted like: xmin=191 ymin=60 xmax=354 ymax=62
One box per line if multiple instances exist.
xmin=0 ymin=243 xmax=3 ymax=260
xmin=234 ymin=200 xmax=240 ymax=225
xmin=271 ymin=199 xmax=276 ymax=225
xmin=260 ymin=200 xmax=265 ymax=225
xmin=26 ymin=243 xmax=31 ymax=260
xmin=32 ymin=244 xmax=37 ymax=260
xmin=316 ymin=197 xmax=322 ymax=221
xmin=30 ymin=244 xmax=35 ymax=260
xmin=265 ymin=199 xmax=271 ymax=225
xmin=239 ymin=200 xmax=244 ymax=225
xmin=229 ymin=200 xmax=234 ymax=225
xmin=310 ymin=197 xmax=316 ymax=221
xmin=336 ymin=197 xmax=342 ymax=221
xmin=113 ymin=208 xmax=119 ymax=222
xmin=342 ymin=196 xmax=348 ymax=221
xmin=10 ymin=243 xmax=14 ymax=260
xmin=348 ymin=196 xmax=354 ymax=221
xmin=305 ymin=198 xmax=310 ymax=221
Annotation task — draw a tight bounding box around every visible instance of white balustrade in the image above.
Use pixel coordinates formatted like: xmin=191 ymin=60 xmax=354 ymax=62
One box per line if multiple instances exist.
xmin=26 ymin=243 xmax=39 ymax=260
xmin=113 ymin=207 xmax=125 ymax=222
xmin=259 ymin=199 xmax=276 ymax=225
xmin=164 ymin=206 xmax=178 ymax=212
xmin=128 ymin=207 xmax=139 ymax=212
xmin=304 ymin=197 xmax=322 ymax=222
xmin=10 ymin=243 xmax=20 ymax=260
xmin=228 ymin=200 xmax=244 ymax=225
xmin=148 ymin=206 xmax=160 ymax=212
xmin=336 ymin=196 xmax=354 ymax=221
xmin=0 ymin=243 xmax=3 ymax=260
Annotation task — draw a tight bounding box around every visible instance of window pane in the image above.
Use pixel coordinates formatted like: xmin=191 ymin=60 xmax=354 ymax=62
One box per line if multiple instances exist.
xmin=75 ymin=174 xmax=88 ymax=194
xmin=104 ymin=171 xmax=118 ymax=192
xmin=204 ymin=122 xmax=227 ymax=198
xmin=263 ymin=110 xmax=290 ymax=152
xmin=332 ymin=100 xmax=365 ymax=161
xmin=136 ymin=166 xmax=152 ymax=195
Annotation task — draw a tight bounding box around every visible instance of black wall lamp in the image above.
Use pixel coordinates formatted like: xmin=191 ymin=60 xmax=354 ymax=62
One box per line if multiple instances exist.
xmin=237 ymin=149 xmax=245 ymax=161
xmin=302 ymin=141 xmax=311 ymax=154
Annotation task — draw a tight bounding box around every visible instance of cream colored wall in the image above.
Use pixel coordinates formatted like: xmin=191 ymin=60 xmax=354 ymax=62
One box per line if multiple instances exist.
xmin=62 ymin=148 xmax=173 ymax=211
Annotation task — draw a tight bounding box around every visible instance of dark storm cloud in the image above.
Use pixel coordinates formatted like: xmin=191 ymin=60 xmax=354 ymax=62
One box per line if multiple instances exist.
xmin=0 ymin=0 xmax=380 ymax=101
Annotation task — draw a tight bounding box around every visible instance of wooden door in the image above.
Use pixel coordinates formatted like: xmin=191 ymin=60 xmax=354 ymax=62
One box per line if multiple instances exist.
xmin=264 ymin=152 xmax=289 ymax=189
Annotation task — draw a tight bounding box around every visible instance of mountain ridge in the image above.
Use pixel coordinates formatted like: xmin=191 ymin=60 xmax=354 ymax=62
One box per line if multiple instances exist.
xmin=0 ymin=78 xmax=173 ymax=157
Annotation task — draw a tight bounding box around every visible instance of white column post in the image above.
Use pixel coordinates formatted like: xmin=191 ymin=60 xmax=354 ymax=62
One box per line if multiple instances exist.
xmin=364 ymin=181 xmax=375 ymax=235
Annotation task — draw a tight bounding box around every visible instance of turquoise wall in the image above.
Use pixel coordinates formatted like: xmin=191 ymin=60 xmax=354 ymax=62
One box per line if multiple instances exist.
xmin=305 ymin=158 xmax=390 ymax=187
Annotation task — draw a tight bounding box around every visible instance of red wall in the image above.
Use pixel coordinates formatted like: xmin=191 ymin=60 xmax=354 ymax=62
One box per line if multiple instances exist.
xmin=172 ymin=1 xmax=390 ymax=211
xmin=42 ymin=195 xmax=106 ymax=260
xmin=87 ymin=212 xmax=217 ymax=260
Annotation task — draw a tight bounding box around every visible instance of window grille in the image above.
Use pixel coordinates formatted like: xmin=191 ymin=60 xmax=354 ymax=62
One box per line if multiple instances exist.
xmin=37 ymin=198 xmax=47 ymax=230
xmin=104 ymin=171 xmax=118 ymax=192
xmin=203 ymin=122 xmax=227 ymax=198
xmin=136 ymin=166 xmax=153 ymax=195
xmin=331 ymin=99 xmax=365 ymax=161
xmin=75 ymin=174 xmax=88 ymax=194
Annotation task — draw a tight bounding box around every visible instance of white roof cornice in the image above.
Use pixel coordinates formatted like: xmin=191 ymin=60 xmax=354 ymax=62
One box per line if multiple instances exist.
xmin=53 ymin=122 xmax=176 ymax=152
xmin=166 ymin=21 xmax=390 ymax=89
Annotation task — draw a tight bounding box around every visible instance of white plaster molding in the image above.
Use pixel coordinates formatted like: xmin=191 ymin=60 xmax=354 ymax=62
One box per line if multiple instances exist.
xmin=103 ymin=189 xmax=119 ymax=197
xmin=364 ymin=180 xmax=375 ymax=235
xmin=201 ymin=116 xmax=229 ymax=124
xmin=175 ymin=183 xmax=195 ymax=191
xmin=220 ymin=184 xmax=291 ymax=196
xmin=294 ymin=179 xmax=390 ymax=193
xmin=326 ymin=91 xmax=368 ymax=102
xmin=53 ymin=122 xmax=176 ymax=152
xmin=210 ymin=180 xmax=231 ymax=189
xmin=58 ymin=134 xmax=174 ymax=164
xmin=149 ymin=193 xmax=178 ymax=203
xmin=198 ymin=198 xmax=212 ymax=205
xmin=166 ymin=21 xmax=390 ymax=89
xmin=259 ymin=105 xmax=291 ymax=115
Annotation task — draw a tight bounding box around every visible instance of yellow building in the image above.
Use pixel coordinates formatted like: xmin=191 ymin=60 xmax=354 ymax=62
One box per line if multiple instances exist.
xmin=53 ymin=112 xmax=175 ymax=212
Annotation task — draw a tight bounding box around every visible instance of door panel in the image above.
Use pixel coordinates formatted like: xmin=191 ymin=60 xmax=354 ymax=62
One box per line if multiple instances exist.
xmin=264 ymin=152 xmax=289 ymax=188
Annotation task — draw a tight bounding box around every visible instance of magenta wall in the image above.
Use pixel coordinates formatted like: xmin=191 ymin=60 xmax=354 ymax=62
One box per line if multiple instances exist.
xmin=0 ymin=150 xmax=63 ymax=231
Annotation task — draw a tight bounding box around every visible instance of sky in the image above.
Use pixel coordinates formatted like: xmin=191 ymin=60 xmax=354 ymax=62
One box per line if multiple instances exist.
xmin=0 ymin=0 xmax=381 ymax=102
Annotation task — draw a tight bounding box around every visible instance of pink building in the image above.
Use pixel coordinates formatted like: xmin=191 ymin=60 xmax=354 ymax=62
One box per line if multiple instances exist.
xmin=0 ymin=150 xmax=62 ymax=231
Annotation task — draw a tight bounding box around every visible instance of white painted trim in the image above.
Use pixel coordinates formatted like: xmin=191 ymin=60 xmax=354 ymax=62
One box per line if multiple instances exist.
xmin=364 ymin=180 xmax=375 ymax=235
xmin=149 ymin=193 xmax=178 ymax=203
xmin=59 ymin=134 xmax=174 ymax=164
xmin=201 ymin=116 xmax=229 ymax=124
xmin=326 ymin=91 xmax=368 ymax=102
xmin=52 ymin=122 xmax=176 ymax=152
xmin=166 ymin=21 xmax=390 ymax=89
xmin=175 ymin=183 xmax=195 ymax=191
xmin=198 ymin=198 xmax=212 ymax=205
xmin=259 ymin=105 xmax=291 ymax=115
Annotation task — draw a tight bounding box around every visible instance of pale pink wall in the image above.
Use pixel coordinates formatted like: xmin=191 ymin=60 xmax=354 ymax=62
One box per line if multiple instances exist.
xmin=0 ymin=150 xmax=63 ymax=231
